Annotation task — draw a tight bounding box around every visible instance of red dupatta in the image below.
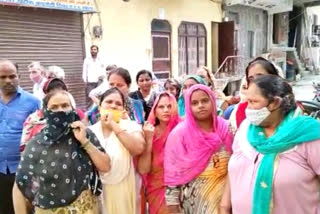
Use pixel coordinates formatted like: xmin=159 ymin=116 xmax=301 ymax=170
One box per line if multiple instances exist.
xmin=143 ymin=92 xmax=180 ymax=214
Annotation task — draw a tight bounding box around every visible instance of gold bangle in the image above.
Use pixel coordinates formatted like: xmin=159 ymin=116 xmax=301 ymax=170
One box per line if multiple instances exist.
xmin=84 ymin=142 xmax=93 ymax=151
xmin=81 ymin=139 xmax=90 ymax=149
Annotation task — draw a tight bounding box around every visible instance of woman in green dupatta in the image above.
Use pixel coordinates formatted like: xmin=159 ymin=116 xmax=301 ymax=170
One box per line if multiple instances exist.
xmin=177 ymin=75 xmax=206 ymax=117
xmin=220 ymin=75 xmax=320 ymax=214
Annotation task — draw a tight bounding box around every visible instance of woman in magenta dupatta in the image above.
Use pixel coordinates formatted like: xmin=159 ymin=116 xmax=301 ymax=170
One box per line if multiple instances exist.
xmin=164 ymin=85 xmax=233 ymax=214
xmin=138 ymin=92 xmax=180 ymax=214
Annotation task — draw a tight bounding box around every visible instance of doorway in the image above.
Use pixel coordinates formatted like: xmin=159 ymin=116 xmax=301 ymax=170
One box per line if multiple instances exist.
xmin=151 ymin=19 xmax=171 ymax=79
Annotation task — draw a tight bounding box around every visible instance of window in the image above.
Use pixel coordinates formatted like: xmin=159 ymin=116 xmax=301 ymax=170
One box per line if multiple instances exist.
xmin=248 ymin=31 xmax=255 ymax=58
xmin=178 ymin=22 xmax=207 ymax=75
xmin=153 ymin=36 xmax=170 ymax=60
xmin=151 ymin=19 xmax=171 ymax=79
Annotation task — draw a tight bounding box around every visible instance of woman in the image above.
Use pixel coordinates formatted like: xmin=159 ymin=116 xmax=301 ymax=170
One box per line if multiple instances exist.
xmin=89 ymin=88 xmax=146 ymax=214
xmin=138 ymin=92 xmax=180 ymax=214
xmin=13 ymin=90 xmax=110 ymax=214
xmin=231 ymin=57 xmax=280 ymax=129
xmin=177 ymin=75 xmax=206 ymax=117
xmin=87 ymin=67 xmax=144 ymax=125
xmin=196 ymin=66 xmax=214 ymax=88
xmin=164 ymin=78 xmax=181 ymax=101
xmin=46 ymin=65 xmax=65 ymax=80
xmin=129 ymin=70 xmax=158 ymax=120
xmin=20 ymin=78 xmax=83 ymax=152
xmin=221 ymin=75 xmax=320 ymax=214
xmin=165 ymin=85 xmax=233 ymax=214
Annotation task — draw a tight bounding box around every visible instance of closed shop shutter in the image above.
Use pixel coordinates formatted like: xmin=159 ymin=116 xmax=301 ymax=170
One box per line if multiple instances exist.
xmin=0 ymin=6 xmax=86 ymax=108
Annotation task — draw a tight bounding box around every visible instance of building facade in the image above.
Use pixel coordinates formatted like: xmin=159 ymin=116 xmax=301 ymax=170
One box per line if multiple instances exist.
xmin=0 ymin=0 xmax=93 ymax=108
xmin=83 ymin=0 xmax=223 ymax=80
xmin=225 ymin=5 xmax=268 ymax=59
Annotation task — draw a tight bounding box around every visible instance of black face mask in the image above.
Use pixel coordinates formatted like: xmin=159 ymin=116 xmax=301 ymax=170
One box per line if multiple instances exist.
xmin=43 ymin=109 xmax=79 ymax=142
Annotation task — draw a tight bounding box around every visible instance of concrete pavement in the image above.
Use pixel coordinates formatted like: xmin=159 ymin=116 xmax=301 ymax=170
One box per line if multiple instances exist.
xmin=291 ymin=74 xmax=320 ymax=101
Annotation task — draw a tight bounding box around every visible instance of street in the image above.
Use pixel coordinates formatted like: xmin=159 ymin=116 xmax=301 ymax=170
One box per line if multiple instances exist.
xmin=292 ymin=74 xmax=320 ymax=101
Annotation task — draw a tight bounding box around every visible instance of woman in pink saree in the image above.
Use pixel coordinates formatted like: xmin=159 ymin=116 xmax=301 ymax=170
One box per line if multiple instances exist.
xmin=138 ymin=92 xmax=180 ymax=214
xmin=164 ymin=84 xmax=233 ymax=214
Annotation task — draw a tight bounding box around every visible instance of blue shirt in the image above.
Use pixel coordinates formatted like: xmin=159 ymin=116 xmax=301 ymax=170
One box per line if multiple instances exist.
xmin=0 ymin=87 xmax=40 ymax=174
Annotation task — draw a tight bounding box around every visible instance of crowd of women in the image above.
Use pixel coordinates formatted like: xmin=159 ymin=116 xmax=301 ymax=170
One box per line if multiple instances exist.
xmin=13 ymin=57 xmax=320 ymax=214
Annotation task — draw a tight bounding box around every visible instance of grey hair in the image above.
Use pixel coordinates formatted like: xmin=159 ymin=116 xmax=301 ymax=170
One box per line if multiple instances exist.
xmin=47 ymin=65 xmax=65 ymax=80
xmin=28 ymin=61 xmax=45 ymax=74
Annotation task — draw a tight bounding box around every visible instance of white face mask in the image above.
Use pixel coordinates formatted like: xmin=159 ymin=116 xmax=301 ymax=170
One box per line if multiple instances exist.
xmin=245 ymin=107 xmax=271 ymax=126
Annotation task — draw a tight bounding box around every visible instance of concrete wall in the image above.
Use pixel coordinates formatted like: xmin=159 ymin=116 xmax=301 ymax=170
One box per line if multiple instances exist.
xmin=225 ymin=5 xmax=268 ymax=58
xmin=307 ymin=5 xmax=320 ymax=20
xmin=83 ymin=0 xmax=222 ymax=82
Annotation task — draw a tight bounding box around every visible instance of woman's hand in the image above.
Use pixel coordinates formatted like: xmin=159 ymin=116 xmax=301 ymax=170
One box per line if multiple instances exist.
xmin=143 ymin=121 xmax=155 ymax=140
xmin=122 ymin=111 xmax=130 ymax=120
xmin=71 ymin=121 xmax=88 ymax=145
xmin=101 ymin=112 xmax=117 ymax=130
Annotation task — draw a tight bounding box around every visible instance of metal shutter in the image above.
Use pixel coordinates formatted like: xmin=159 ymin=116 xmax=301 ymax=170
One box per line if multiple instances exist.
xmin=0 ymin=6 xmax=86 ymax=108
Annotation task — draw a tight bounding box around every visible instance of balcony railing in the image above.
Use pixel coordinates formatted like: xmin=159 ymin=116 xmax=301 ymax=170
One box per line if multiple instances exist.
xmin=213 ymin=55 xmax=251 ymax=91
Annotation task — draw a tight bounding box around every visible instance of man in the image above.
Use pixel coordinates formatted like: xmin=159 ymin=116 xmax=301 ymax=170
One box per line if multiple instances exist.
xmin=0 ymin=59 xmax=40 ymax=214
xmin=28 ymin=61 xmax=47 ymax=100
xmin=88 ymin=64 xmax=117 ymax=105
xmin=82 ymin=45 xmax=104 ymax=108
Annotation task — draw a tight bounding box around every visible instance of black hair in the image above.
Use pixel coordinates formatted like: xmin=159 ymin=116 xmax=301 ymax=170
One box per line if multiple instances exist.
xmin=99 ymin=87 xmax=125 ymax=106
xmin=136 ymin=70 xmax=153 ymax=83
xmin=13 ymin=62 xmax=19 ymax=73
xmin=246 ymin=57 xmax=279 ymax=84
xmin=43 ymin=90 xmax=70 ymax=108
xmin=153 ymin=93 xmax=171 ymax=126
xmin=107 ymin=67 xmax=132 ymax=87
xmin=44 ymin=78 xmax=68 ymax=94
xmin=164 ymin=78 xmax=181 ymax=100
xmin=90 ymin=45 xmax=99 ymax=51
xmin=252 ymin=75 xmax=297 ymax=115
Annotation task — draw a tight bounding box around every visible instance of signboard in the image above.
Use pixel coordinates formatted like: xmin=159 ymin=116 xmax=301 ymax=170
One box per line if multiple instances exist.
xmin=0 ymin=0 xmax=95 ymax=12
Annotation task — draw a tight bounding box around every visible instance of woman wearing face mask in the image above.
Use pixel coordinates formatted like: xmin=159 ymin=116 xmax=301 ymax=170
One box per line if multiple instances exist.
xmin=20 ymin=78 xmax=84 ymax=152
xmin=231 ymin=57 xmax=281 ymax=130
xmin=13 ymin=90 xmax=110 ymax=214
xmin=129 ymin=70 xmax=158 ymax=120
xmin=177 ymin=75 xmax=206 ymax=117
xmin=220 ymin=76 xmax=320 ymax=214
xmin=87 ymin=67 xmax=144 ymax=125
xmin=89 ymin=88 xmax=146 ymax=214
xmin=138 ymin=92 xmax=180 ymax=214
xmin=164 ymin=79 xmax=181 ymax=101
xmin=165 ymin=85 xmax=233 ymax=214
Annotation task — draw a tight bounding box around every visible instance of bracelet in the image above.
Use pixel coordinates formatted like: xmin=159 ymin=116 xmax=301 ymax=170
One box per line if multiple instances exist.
xmin=84 ymin=142 xmax=93 ymax=151
xmin=81 ymin=139 xmax=90 ymax=149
